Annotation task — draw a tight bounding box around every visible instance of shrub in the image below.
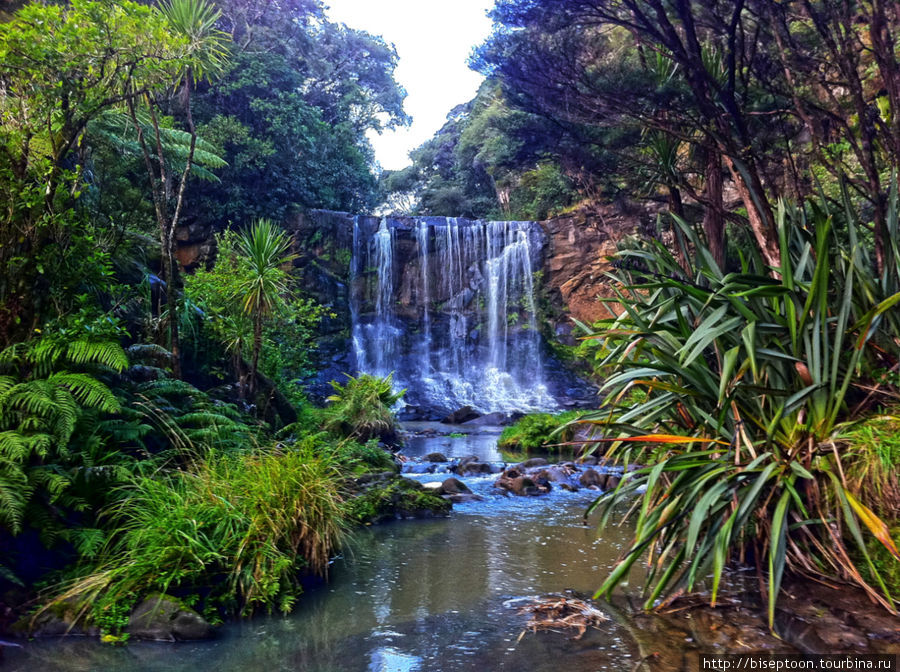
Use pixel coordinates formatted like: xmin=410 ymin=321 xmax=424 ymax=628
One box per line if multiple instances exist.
xmin=839 ymin=414 xmax=900 ymax=519
xmin=42 ymin=445 xmax=346 ymax=620
xmin=323 ymin=373 xmax=404 ymax=443
xmin=579 ymin=196 xmax=900 ymax=624
xmin=498 ymin=411 xmax=585 ymax=452
xmin=0 ymin=336 xmax=131 ymax=586
xmin=276 ymin=429 xmax=396 ymax=476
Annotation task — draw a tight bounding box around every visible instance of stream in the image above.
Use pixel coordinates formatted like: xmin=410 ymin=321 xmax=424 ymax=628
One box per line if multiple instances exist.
xmin=4 ymin=426 xmax=677 ymax=671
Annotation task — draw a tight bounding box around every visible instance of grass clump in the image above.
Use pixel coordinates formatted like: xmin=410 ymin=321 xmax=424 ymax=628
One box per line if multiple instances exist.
xmin=840 ymin=414 xmax=900 ymax=520
xmin=498 ymin=411 xmax=586 ymax=452
xmin=43 ymin=445 xmax=346 ymax=622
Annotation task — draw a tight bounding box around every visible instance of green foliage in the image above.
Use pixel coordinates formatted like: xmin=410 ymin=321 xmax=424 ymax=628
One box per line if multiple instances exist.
xmin=0 ymin=335 xmax=127 ymax=537
xmin=498 ymin=411 xmax=585 ymax=452
xmin=581 ymin=194 xmax=900 ymax=621
xmin=508 ymin=162 xmax=576 ymax=220
xmin=381 ymin=80 xmax=580 ymax=219
xmin=159 ymin=0 xmax=229 ymax=83
xmin=184 ymin=229 xmax=328 ymax=395
xmin=126 ymin=377 xmax=254 ymax=457
xmin=840 ymin=414 xmax=900 ymax=520
xmin=0 ymin=0 xmax=195 ymax=341
xmin=318 ymin=437 xmax=396 ymax=475
xmin=45 ymin=445 xmax=346 ymax=619
xmin=345 ymin=477 xmax=450 ymax=524
xmin=191 ymin=14 xmax=408 ymax=226
xmin=324 ymin=374 xmax=404 ymax=443
xmin=87 ymin=110 xmax=228 ymax=184
xmin=236 ymin=219 xmax=295 ymax=317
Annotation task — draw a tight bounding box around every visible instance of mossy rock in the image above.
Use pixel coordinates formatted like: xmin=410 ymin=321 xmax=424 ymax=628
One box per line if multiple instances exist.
xmin=126 ymin=593 xmax=214 ymax=642
xmin=346 ymin=476 xmax=451 ymax=524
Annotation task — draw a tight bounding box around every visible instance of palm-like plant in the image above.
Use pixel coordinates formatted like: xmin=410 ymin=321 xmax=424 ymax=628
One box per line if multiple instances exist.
xmin=577 ymin=192 xmax=900 ymax=626
xmin=236 ymin=219 xmax=296 ymax=397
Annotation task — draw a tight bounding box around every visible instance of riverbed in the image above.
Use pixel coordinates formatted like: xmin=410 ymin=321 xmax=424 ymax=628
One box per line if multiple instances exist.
xmin=6 ymin=426 xmax=896 ymax=671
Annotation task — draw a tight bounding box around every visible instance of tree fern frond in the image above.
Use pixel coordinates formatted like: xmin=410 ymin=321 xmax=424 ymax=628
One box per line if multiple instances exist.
xmin=28 ymin=467 xmax=73 ymax=502
xmin=0 ymin=376 xmax=16 ymax=397
xmin=49 ymin=373 xmax=121 ymax=413
xmin=7 ymin=382 xmax=57 ymax=419
xmin=65 ymin=341 xmax=129 ymax=373
xmin=0 ymin=343 xmax=25 ymax=368
xmin=0 ymin=463 xmax=30 ymax=533
xmin=0 ymin=431 xmax=29 ymax=461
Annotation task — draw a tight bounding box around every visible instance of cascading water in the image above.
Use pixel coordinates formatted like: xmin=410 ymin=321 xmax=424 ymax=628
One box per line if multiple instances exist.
xmin=352 ymin=217 xmax=400 ymax=379
xmin=351 ymin=216 xmax=557 ymax=414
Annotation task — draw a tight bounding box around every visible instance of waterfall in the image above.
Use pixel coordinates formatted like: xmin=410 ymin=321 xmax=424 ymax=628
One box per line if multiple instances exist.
xmin=351 ymin=216 xmax=556 ymax=414
xmin=416 ymin=220 xmax=431 ymax=376
xmin=351 ymin=217 xmax=400 ymax=380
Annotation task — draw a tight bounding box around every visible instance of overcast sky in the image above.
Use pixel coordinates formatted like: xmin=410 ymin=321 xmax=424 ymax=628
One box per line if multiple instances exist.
xmin=325 ymin=0 xmax=495 ymax=171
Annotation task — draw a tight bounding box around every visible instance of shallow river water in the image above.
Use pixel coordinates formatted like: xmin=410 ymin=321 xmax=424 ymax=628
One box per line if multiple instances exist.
xmin=6 ymin=427 xmax=664 ymax=672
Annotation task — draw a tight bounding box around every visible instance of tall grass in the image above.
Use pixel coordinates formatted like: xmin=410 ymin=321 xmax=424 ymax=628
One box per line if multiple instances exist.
xmin=43 ymin=445 xmax=346 ymax=620
xmin=578 ymin=193 xmax=900 ymax=625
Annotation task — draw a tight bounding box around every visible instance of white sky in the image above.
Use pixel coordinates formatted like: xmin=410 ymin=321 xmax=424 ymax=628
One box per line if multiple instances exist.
xmin=325 ymin=0 xmax=495 ymax=171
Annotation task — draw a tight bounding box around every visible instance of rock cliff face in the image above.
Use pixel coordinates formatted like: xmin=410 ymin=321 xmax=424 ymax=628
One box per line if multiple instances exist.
xmin=539 ymin=202 xmax=659 ymax=346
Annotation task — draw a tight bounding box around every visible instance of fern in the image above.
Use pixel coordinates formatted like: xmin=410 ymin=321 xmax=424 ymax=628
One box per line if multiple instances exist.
xmin=0 ymin=337 xmax=128 ymax=536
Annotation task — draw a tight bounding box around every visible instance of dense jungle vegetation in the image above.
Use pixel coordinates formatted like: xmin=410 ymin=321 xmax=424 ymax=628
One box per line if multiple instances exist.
xmin=0 ymin=0 xmax=429 ymax=636
xmin=1 ymin=0 xmax=899 ymax=641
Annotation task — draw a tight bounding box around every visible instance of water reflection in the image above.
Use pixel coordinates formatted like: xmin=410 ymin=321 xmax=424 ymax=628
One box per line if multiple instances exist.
xmin=401 ymin=423 xmax=504 ymax=462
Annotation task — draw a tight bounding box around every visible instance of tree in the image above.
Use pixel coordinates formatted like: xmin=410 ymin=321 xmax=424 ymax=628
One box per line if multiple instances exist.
xmin=756 ymin=0 xmax=900 ymax=274
xmin=184 ymin=229 xmax=328 ymax=403
xmin=0 ymin=0 xmax=192 ymax=343
xmin=126 ymin=0 xmax=230 ymax=376
xmin=476 ymin=0 xmax=791 ymax=267
xmin=236 ymin=219 xmax=296 ymax=398
xmin=189 ymin=1 xmax=409 ymax=226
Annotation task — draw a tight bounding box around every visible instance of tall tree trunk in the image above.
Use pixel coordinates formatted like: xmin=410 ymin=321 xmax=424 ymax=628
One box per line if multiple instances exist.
xmin=130 ymin=71 xmax=200 ymax=379
xmin=723 ymin=155 xmax=781 ymax=273
xmin=249 ymin=311 xmax=262 ymax=399
xmin=703 ymin=149 xmax=726 ymax=270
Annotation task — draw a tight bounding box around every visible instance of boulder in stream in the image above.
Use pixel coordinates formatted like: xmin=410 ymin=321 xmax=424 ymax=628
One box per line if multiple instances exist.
xmin=452 ymin=455 xmax=499 ymax=476
xmin=457 ymin=460 xmax=498 ymax=476
xmin=442 ymin=406 xmax=481 ymax=424
xmin=437 ymin=477 xmax=471 ymax=495
xmin=462 ymin=412 xmax=508 ymax=426
xmin=127 ymin=594 xmax=214 ymax=641
xmin=494 ymin=468 xmax=550 ymax=496
xmin=520 ymin=457 xmax=549 ymax=468
xmin=578 ymin=468 xmax=606 ymax=489
xmin=424 ymin=452 xmax=448 ymax=462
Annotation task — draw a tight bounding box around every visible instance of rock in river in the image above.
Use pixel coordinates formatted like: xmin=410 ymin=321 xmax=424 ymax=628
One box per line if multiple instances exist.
xmin=127 ymin=594 xmax=214 ymax=641
xmin=442 ymin=406 xmax=481 ymax=424
xmin=437 ymin=477 xmax=471 ymax=495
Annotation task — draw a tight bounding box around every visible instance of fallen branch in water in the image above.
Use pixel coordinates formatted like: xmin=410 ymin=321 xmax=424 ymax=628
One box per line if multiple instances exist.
xmin=516 ymin=595 xmax=609 ymax=641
